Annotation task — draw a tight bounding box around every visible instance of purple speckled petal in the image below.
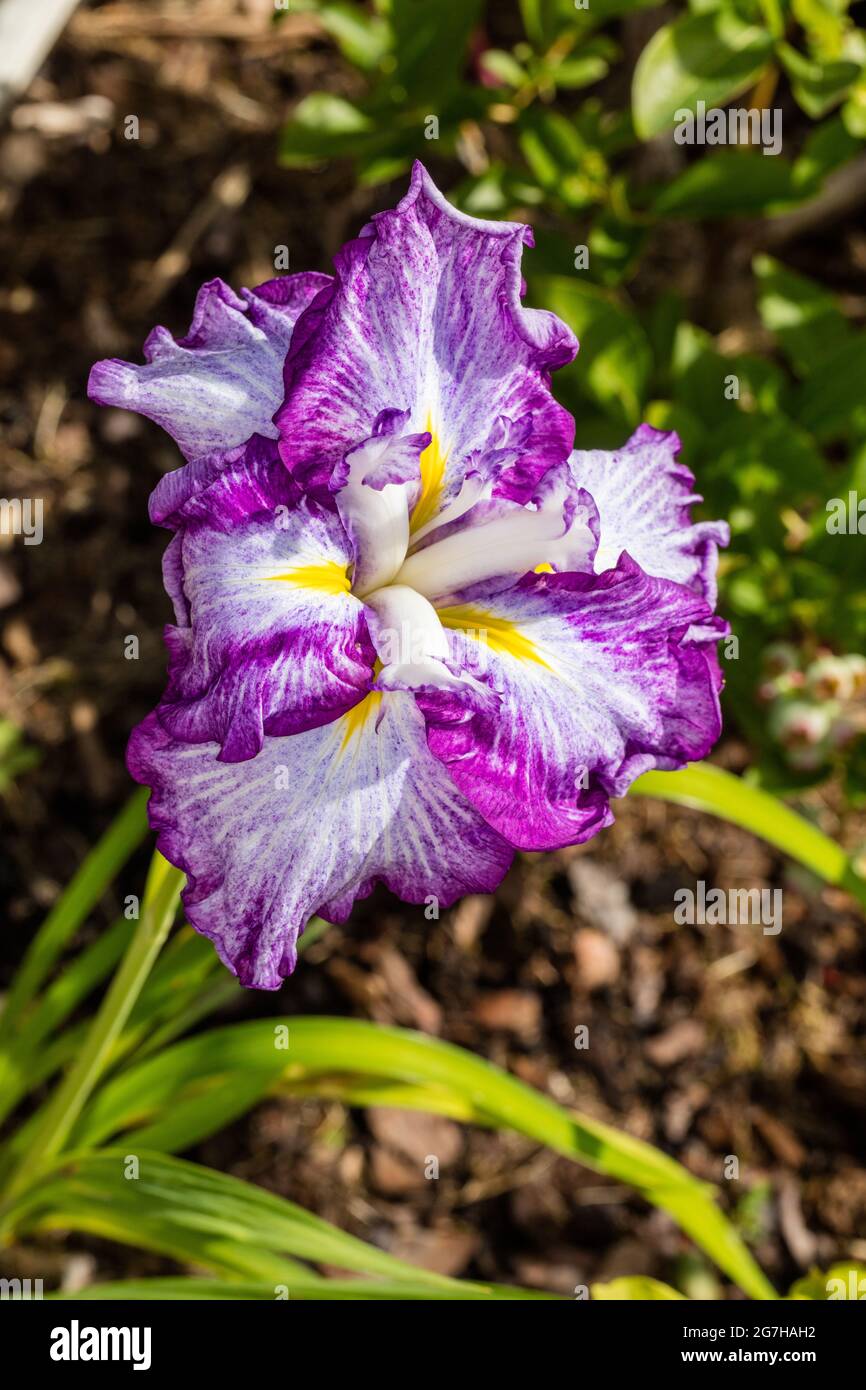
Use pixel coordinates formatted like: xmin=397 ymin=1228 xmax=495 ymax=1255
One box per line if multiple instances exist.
xmin=129 ymin=694 xmax=514 ymax=988
xmin=88 ymin=273 xmax=330 ymax=462
xmin=571 ymin=425 xmax=730 ymax=603
xmin=156 ymin=439 xmax=374 ymax=762
xmin=275 ymin=162 xmax=578 ymax=513
xmin=418 ymin=554 xmax=725 ymax=852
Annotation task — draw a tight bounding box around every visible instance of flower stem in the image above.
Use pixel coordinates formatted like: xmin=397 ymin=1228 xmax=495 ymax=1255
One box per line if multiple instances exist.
xmin=2 ymin=852 xmax=183 ymax=1202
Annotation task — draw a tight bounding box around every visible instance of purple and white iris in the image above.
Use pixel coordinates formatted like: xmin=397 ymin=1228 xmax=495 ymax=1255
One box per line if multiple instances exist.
xmin=89 ymin=164 xmax=728 ymax=989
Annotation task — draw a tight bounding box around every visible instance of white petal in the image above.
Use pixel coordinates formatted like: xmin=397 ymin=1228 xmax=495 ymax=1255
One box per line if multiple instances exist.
xmin=364 ymin=584 xmax=491 ymax=697
xmin=333 ymin=436 xmax=420 ymax=596
xmin=395 ymin=495 xmax=596 ymax=603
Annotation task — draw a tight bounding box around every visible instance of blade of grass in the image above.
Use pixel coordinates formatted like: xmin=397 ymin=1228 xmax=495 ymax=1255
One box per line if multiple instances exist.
xmin=49 ymin=1275 xmax=556 ymax=1301
xmin=0 ymin=788 xmax=150 ymax=1038
xmin=628 ymin=763 xmax=866 ymax=911
xmin=0 ymin=917 xmax=130 ymax=1127
xmin=0 ymin=914 xmax=336 ymax=1186
xmin=4 ymin=1149 xmax=551 ymax=1299
xmin=68 ymin=1017 xmax=776 ymax=1299
xmin=0 ymin=928 xmax=229 ymax=1181
xmin=3 ymin=853 xmax=183 ymax=1200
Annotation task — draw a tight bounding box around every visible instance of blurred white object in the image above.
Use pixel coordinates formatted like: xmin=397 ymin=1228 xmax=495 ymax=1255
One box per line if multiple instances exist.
xmin=0 ymin=0 xmax=81 ymax=117
xmin=11 ymin=94 xmax=114 ymax=137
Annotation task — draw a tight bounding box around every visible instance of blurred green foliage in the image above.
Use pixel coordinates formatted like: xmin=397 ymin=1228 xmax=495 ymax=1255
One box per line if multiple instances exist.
xmin=0 ymin=720 xmax=38 ymax=796
xmin=278 ymin=0 xmax=866 ymax=795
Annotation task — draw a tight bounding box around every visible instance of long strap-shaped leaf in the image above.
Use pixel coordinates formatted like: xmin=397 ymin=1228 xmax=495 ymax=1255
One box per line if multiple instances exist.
xmin=49 ymin=1276 xmax=546 ymax=1301
xmin=0 ymin=788 xmax=150 ymax=1039
xmin=3 ymin=854 xmax=184 ymax=1200
xmin=2 ymin=1149 xmax=554 ymax=1301
xmin=629 ymin=764 xmax=866 ymax=910
xmin=67 ymin=1017 xmax=776 ymax=1300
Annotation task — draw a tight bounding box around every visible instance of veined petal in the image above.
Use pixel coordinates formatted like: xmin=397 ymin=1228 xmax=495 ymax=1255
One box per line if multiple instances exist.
xmin=275 ymin=162 xmax=577 ymax=512
xmin=157 ymin=441 xmax=374 ymax=762
xmin=88 ymin=273 xmax=330 ymax=462
xmin=129 ymin=695 xmax=514 ymax=988
xmin=395 ymin=465 xmax=599 ymax=604
xmin=418 ymin=555 xmax=725 ymax=851
xmin=571 ymin=425 xmax=730 ymax=603
xmin=331 ymin=411 xmax=430 ymax=596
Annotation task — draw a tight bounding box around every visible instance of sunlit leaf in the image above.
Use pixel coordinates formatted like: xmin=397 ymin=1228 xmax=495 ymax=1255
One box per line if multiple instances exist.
xmin=593 ymin=1277 xmax=687 ymax=1300
xmin=70 ymin=1019 xmax=775 ymax=1299
xmin=6 ymin=1150 xmax=552 ymax=1299
xmin=632 ymin=10 xmax=773 ymax=139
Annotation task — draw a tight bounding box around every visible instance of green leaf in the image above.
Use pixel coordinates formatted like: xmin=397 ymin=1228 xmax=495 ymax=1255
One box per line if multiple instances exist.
xmin=789 ymin=1263 xmax=866 ymax=1300
xmin=279 ymin=93 xmax=380 ymax=167
xmin=593 ymin=1276 xmax=687 ymax=1300
xmin=842 ymin=72 xmax=866 ymax=136
xmin=517 ymin=0 xmax=561 ymax=46
xmin=0 ymin=789 xmax=149 ymax=1040
xmin=791 ymin=0 xmax=849 ymax=55
xmin=0 ymin=719 xmax=38 ymax=794
xmin=794 ymin=114 xmax=863 ymax=187
xmin=479 ymin=49 xmax=528 ymax=88
xmin=318 ymin=4 xmax=390 ymax=70
xmin=653 ymin=150 xmax=799 ymax=217
xmin=0 ymin=918 xmax=130 ymax=1128
xmin=6 ymin=1149 xmax=550 ymax=1299
xmin=2 ymin=855 xmax=184 ymax=1200
xmin=629 ymin=762 xmax=866 ymax=912
xmin=670 ymin=321 xmax=790 ymax=428
xmin=389 ymin=0 xmax=482 ymax=103
xmin=50 ymin=1275 xmax=551 ymax=1301
xmin=70 ymin=1018 xmax=775 ymax=1299
xmin=632 ymin=10 xmax=774 ymax=139
xmin=795 ymin=333 xmax=866 ymax=439
xmin=777 ymin=42 xmax=859 ymax=117
xmin=518 ymin=109 xmax=609 ymax=210
xmin=754 ymin=253 xmax=852 ymax=374
xmin=532 ymin=275 xmax=651 ymax=427
xmin=577 ymin=0 xmax=666 ymax=18
xmin=588 ymin=211 xmax=647 ymax=284
xmin=550 ymin=55 xmax=611 ymax=89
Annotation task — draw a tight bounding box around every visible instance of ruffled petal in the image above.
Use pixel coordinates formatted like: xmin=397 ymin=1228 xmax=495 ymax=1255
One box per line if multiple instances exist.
xmin=156 ymin=439 xmax=374 ymax=762
xmin=129 ymin=694 xmax=514 ymax=988
xmin=571 ymin=425 xmax=729 ymax=603
xmin=88 ymin=273 xmax=330 ymax=462
xmin=418 ymin=555 xmax=725 ymax=851
xmin=275 ymin=162 xmax=577 ymax=514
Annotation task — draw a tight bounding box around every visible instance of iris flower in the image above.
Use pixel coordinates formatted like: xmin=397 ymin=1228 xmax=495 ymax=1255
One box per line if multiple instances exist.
xmin=89 ymin=164 xmax=728 ymax=989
